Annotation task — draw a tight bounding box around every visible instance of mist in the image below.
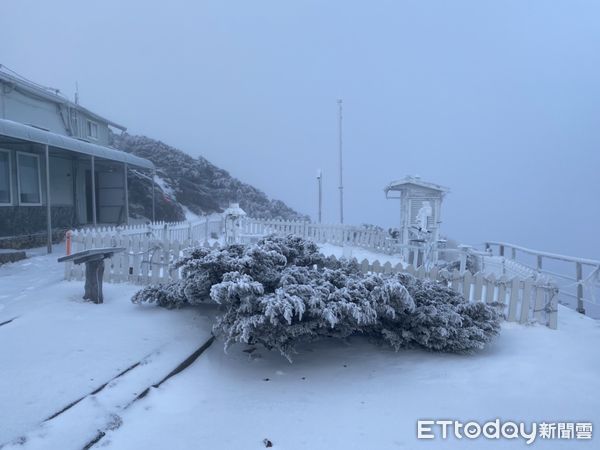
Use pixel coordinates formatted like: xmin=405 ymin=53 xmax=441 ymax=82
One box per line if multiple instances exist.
xmin=1 ymin=0 xmax=598 ymax=258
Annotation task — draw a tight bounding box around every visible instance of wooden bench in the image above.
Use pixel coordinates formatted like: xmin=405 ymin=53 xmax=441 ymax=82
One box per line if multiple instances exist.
xmin=58 ymin=248 xmax=125 ymax=304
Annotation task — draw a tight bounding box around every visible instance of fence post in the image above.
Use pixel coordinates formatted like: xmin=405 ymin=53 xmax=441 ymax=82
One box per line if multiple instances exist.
xmin=576 ymin=262 xmax=585 ymax=314
xmin=499 ymin=244 xmax=505 ymax=257
xmin=458 ymin=245 xmax=471 ymax=273
xmin=536 ymin=255 xmax=543 ymax=273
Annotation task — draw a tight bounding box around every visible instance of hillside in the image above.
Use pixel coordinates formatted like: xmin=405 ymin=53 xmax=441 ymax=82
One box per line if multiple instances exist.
xmin=110 ymin=133 xmax=308 ymax=222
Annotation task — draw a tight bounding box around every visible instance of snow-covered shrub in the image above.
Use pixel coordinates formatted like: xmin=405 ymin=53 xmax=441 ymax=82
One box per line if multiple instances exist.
xmin=132 ymin=235 xmax=501 ymax=360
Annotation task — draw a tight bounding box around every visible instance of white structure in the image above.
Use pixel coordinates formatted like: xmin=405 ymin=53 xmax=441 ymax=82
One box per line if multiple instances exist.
xmin=384 ymin=176 xmax=449 ymax=261
xmin=223 ymin=203 xmax=247 ymax=244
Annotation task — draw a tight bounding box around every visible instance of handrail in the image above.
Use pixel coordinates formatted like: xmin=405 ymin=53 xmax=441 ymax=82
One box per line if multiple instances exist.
xmin=485 ymin=241 xmax=600 ymax=267
xmin=483 ymin=241 xmax=599 ymax=315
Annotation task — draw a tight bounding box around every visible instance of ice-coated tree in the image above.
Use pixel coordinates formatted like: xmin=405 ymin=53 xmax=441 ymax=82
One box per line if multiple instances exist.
xmin=132 ymin=234 xmax=501 ymax=360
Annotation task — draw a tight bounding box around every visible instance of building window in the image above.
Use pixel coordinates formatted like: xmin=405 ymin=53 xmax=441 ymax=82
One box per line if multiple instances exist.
xmin=87 ymin=120 xmax=99 ymax=140
xmin=17 ymin=152 xmax=42 ymax=205
xmin=0 ymin=149 xmax=11 ymax=205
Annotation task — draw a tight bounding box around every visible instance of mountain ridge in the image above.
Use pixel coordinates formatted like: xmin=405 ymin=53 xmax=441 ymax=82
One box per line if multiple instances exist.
xmin=110 ymin=132 xmax=308 ymax=223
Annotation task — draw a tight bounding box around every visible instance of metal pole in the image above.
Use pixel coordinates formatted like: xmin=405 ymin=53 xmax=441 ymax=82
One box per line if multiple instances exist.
xmin=576 ymin=262 xmax=585 ymax=314
xmin=123 ymin=163 xmax=129 ymax=225
xmin=91 ymin=156 xmax=97 ymax=226
xmin=45 ymin=144 xmax=52 ymax=254
xmin=337 ymin=99 xmax=344 ymax=224
xmin=151 ymin=169 xmax=156 ymax=223
xmin=317 ymin=169 xmax=322 ymax=224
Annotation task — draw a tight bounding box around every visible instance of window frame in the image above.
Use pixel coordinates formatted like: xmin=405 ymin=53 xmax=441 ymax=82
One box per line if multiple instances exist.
xmin=16 ymin=151 xmax=43 ymax=206
xmin=0 ymin=148 xmax=12 ymax=206
xmin=86 ymin=120 xmax=99 ymax=140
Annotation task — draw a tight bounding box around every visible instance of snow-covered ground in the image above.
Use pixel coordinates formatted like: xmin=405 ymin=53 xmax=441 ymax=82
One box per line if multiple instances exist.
xmin=1 ymin=246 xmax=599 ymax=449
xmin=0 ymin=245 xmax=214 ymax=448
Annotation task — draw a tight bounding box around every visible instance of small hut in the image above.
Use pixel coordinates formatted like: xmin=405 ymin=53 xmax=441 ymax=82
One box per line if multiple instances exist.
xmin=384 ymin=176 xmax=449 ymax=263
xmin=223 ymin=203 xmax=247 ymax=244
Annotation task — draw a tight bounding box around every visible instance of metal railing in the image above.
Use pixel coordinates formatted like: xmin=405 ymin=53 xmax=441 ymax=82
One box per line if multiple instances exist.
xmin=483 ymin=241 xmax=600 ymax=316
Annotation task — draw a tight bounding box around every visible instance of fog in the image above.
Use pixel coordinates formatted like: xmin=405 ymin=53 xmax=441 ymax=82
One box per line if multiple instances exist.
xmin=1 ymin=0 xmax=599 ymax=258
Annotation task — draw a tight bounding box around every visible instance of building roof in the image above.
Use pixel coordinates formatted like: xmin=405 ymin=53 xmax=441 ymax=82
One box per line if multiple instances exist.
xmin=384 ymin=176 xmax=450 ymax=194
xmin=0 ymin=69 xmax=127 ymax=131
xmin=0 ymin=119 xmax=154 ymax=170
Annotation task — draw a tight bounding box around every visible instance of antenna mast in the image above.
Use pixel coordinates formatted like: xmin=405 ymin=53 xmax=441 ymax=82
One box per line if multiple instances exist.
xmin=317 ymin=169 xmax=323 ymax=224
xmin=337 ymin=99 xmax=344 ymax=224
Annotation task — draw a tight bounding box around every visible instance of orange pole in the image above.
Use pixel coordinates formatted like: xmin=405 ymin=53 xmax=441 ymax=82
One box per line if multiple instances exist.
xmin=66 ymin=230 xmax=72 ymax=256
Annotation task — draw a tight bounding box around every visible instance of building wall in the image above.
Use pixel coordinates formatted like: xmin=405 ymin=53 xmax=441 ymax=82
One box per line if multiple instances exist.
xmin=0 ymin=144 xmax=129 ymax=239
xmin=0 ymin=80 xmax=111 ymax=145
xmin=0 ymin=86 xmax=68 ymax=135
xmin=0 ymin=205 xmax=74 ymax=239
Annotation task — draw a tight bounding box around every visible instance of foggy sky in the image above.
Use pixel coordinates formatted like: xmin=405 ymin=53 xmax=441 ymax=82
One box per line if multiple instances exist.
xmin=1 ymin=0 xmax=599 ymax=258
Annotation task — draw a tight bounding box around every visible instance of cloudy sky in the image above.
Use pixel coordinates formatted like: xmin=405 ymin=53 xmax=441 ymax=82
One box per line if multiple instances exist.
xmin=1 ymin=0 xmax=599 ymax=258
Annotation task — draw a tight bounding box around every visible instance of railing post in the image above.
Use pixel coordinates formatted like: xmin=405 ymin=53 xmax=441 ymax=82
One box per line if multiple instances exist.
xmin=457 ymin=244 xmax=471 ymax=273
xmin=499 ymin=244 xmax=505 ymax=257
xmin=576 ymin=262 xmax=585 ymax=314
xmin=511 ymin=247 xmax=516 ymax=260
xmin=536 ymin=255 xmax=543 ymax=273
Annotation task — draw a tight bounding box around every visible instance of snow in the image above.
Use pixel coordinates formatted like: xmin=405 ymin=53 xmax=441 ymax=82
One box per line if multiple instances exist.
xmin=1 ymin=245 xmax=600 ymax=449
xmin=96 ymin=310 xmax=600 ymax=450
xmin=0 ymin=245 xmax=214 ymax=447
xmin=152 ymin=174 xmax=175 ymax=199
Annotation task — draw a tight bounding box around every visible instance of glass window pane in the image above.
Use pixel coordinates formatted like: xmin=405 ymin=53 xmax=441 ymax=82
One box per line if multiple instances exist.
xmin=0 ymin=152 xmax=10 ymax=204
xmin=18 ymin=154 xmax=40 ymax=204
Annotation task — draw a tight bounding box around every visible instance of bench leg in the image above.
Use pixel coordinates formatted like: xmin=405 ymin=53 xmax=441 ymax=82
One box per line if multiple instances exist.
xmin=83 ymin=260 xmax=105 ymax=304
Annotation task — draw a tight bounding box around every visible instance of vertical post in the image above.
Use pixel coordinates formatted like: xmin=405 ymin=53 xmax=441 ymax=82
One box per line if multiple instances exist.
xmin=151 ymin=169 xmax=156 ymax=223
xmin=45 ymin=144 xmax=52 ymax=254
xmin=91 ymin=156 xmax=97 ymax=226
xmin=317 ymin=169 xmax=322 ymax=224
xmin=499 ymin=244 xmax=505 ymax=257
xmin=123 ymin=163 xmax=129 ymax=225
xmin=536 ymin=255 xmax=543 ymax=273
xmin=458 ymin=245 xmax=471 ymax=273
xmin=576 ymin=262 xmax=585 ymax=314
xmin=337 ymin=99 xmax=344 ymax=224
xmin=205 ymin=215 xmax=209 ymax=243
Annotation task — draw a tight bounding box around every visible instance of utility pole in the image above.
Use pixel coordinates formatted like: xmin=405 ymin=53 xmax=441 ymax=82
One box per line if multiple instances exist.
xmin=337 ymin=99 xmax=344 ymax=224
xmin=317 ymin=169 xmax=322 ymax=223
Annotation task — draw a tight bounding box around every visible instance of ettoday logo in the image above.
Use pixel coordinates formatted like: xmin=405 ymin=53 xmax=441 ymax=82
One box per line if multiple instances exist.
xmin=417 ymin=419 xmax=593 ymax=444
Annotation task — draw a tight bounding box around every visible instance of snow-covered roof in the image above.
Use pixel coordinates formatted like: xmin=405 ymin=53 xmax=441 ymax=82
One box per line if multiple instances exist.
xmin=384 ymin=176 xmax=450 ymax=194
xmin=223 ymin=203 xmax=247 ymax=217
xmin=0 ymin=118 xmax=154 ymax=170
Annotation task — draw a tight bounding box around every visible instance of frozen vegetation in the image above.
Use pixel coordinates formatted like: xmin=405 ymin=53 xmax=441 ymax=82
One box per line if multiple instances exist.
xmin=110 ymin=132 xmax=308 ymax=222
xmin=132 ymin=235 xmax=501 ymax=360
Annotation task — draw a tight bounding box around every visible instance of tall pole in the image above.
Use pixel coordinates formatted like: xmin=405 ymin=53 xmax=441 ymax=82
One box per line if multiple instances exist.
xmin=91 ymin=156 xmax=97 ymax=226
xmin=317 ymin=169 xmax=322 ymax=224
xmin=151 ymin=169 xmax=156 ymax=223
xmin=337 ymin=99 xmax=344 ymax=224
xmin=123 ymin=163 xmax=129 ymax=225
xmin=45 ymin=144 xmax=52 ymax=254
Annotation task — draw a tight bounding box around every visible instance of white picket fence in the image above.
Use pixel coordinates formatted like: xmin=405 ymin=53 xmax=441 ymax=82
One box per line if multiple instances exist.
xmin=240 ymin=217 xmax=432 ymax=265
xmin=65 ymin=230 xmax=222 ymax=285
xmin=64 ymin=228 xmax=559 ymax=329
